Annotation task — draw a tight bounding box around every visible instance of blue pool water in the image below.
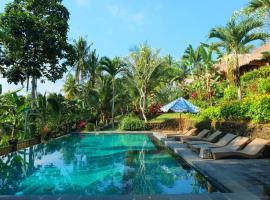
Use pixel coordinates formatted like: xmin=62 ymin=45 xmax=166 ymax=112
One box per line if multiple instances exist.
xmin=0 ymin=133 xmax=217 ymax=195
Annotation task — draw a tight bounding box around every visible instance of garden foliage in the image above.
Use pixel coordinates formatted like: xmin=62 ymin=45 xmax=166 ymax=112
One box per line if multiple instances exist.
xmin=120 ymin=115 xmax=145 ymax=131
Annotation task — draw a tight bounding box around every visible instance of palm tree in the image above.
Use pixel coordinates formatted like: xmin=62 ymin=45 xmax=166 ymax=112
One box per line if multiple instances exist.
xmin=87 ymin=49 xmax=100 ymax=87
xmin=198 ymin=45 xmax=216 ymax=105
xmin=73 ymin=36 xmax=91 ymax=83
xmin=62 ymin=74 xmax=80 ymax=100
xmin=209 ymin=16 xmax=269 ymax=101
xmin=246 ymin=0 xmax=270 ymax=15
xmin=182 ymin=44 xmax=202 ymax=77
xmin=99 ymin=57 xmax=125 ymax=128
xmin=96 ymin=75 xmax=113 ymax=125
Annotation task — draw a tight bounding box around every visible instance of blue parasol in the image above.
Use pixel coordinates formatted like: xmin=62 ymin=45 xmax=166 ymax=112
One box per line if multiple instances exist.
xmin=161 ymin=97 xmax=200 ymax=130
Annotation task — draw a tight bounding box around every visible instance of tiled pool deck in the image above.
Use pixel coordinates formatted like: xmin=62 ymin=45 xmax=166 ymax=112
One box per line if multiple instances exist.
xmin=1 ymin=131 xmax=270 ymax=200
xmin=157 ymin=133 xmax=270 ymax=200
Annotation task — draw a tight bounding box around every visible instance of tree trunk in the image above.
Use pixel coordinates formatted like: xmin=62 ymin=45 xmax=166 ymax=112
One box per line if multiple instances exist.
xmin=139 ymin=87 xmax=147 ymax=122
xmin=234 ymin=51 xmax=242 ymax=101
xmin=26 ymin=76 xmax=30 ymax=92
xmin=205 ymin=72 xmax=212 ymax=106
xmin=31 ymin=76 xmax=37 ymax=107
xmin=112 ymin=78 xmax=115 ymax=128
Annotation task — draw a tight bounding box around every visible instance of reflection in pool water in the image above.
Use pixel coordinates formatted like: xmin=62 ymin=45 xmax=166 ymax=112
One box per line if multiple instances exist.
xmin=0 ymin=133 xmax=217 ymax=195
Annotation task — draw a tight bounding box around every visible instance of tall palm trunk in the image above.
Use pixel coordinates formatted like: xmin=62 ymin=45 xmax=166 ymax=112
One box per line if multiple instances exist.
xmin=234 ymin=50 xmax=242 ymax=101
xmin=112 ymin=78 xmax=115 ymax=128
xmin=31 ymin=76 xmax=37 ymax=107
xmin=91 ymin=74 xmax=96 ymax=87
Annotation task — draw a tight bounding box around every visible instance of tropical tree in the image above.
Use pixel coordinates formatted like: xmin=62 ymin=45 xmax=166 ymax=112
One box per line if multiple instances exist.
xmin=199 ymin=45 xmax=218 ymax=105
xmin=245 ymin=0 xmax=270 ymax=16
xmin=96 ymin=75 xmax=112 ymax=125
xmin=125 ymin=44 xmax=163 ymax=122
xmin=209 ymin=16 xmax=269 ymax=101
xmin=87 ymin=49 xmax=100 ymax=87
xmin=73 ymin=36 xmax=91 ymax=83
xmin=80 ymin=81 xmax=99 ymax=111
xmin=62 ymin=74 xmax=80 ymax=100
xmin=182 ymin=45 xmax=202 ymax=77
xmin=0 ymin=0 xmax=73 ymax=102
xmin=0 ymin=90 xmax=25 ymax=140
xmin=99 ymin=57 xmax=125 ymax=127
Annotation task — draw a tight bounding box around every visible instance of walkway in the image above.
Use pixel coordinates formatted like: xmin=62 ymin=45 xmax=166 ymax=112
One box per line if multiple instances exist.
xmin=157 ymin=133 xmax=270 ymax=200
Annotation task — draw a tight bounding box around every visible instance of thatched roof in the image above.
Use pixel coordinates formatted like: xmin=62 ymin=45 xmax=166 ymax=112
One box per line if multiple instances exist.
xmin=215 ymin=43 xmax=270 ymax=73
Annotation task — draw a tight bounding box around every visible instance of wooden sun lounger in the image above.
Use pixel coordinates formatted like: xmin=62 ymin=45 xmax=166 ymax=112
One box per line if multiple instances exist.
xmin=180 ymin=129 xmax=210 ymax=142
xmin=162 ymin=129 xmax=188 ymax=136
xmin=211 ymin=138 xmax=270 ymax=160
xmin=190 ymin=133 xmax=237 ymax=153
xmin=185 ymin=130 xmax=223 ymax=147
xmin=165 ymin=128 xmax=197 ymax=138
xmin=212 ymin=136 xmax=250 ymax=151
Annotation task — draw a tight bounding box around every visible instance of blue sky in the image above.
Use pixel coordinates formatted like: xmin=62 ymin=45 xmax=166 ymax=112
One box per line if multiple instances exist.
xmin=0 ymin=0 xmax=249 ymax=94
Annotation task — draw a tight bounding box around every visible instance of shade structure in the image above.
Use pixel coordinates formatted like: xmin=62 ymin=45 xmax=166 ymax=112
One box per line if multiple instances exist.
xmin=161 ymin=97 xmax=200 ymax=113
xmin=161 ymin=97 xmax=200 ymax=131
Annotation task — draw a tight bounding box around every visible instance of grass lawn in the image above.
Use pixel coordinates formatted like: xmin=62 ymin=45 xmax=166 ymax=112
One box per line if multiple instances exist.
xmin=149 ymin=113 xmax=181 ymax=123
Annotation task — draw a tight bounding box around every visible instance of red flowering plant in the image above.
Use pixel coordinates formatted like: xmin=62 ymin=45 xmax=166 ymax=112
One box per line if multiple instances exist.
xmin=191 ymin=92 xmax=198 ymax=99
xmin=148 ymin=102 xmax=162 ymax=117
xmin=77 ymin=121 xmax=87 ymax=131
xmin=43 ymin=125 xmax=49 ymax=134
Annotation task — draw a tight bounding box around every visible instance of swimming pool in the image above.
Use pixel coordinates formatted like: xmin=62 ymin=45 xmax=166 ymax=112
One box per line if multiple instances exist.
xmin=0 ymin=133 xmax=218 ymax=195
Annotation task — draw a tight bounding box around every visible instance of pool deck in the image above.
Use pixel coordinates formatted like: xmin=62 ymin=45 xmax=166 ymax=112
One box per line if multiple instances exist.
xmin=155 ymin=133 xmax=270 ymax=200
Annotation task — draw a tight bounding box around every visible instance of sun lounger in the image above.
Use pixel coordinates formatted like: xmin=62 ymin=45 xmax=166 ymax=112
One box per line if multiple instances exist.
xmin=162 ymin=129 xmax=188 ymax=136
xmin=211 ymin=138 xmax=270 ymax=160
xmin=185 ymin=130 xmax=222 ymax=146
xmin=190 ymin=133 xmax=237 ymax=153
xmin=180 ymin=129 xmax=210 ymax=142
xmin=165 ymin=128 xmax=197 ymax=138
xmin=212 ymin=136 xmax=250 ymax=151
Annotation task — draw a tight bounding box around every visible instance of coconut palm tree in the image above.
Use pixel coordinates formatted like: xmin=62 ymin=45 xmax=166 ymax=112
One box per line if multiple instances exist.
xmin=209 ymin=16 xmax=269 ymax=101
xmin=62 ymin=74 xmax=80 ymax=100
xmin=99 ymin=57 xmax=125 ymax=128
xmin=246 ymin=0 xmax=270 ymax=15
xmin=198 ymin=45 xmax=217 ymax=106
xmin=87 ymin=49 xmax=100 ymax=87
xmin=73 ymin=36 xmax=91 ymax=83
xmin=182 ymin=45 xmax=202 ymax=77
xmin=96 ymin=75 xmax=113 ymax=125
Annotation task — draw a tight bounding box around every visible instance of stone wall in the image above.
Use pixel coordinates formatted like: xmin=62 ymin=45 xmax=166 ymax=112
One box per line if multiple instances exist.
xmin=0 ymin=138 xmax=40 ymax=156
xmin=148 ymin=118 xmax=270 ymax=140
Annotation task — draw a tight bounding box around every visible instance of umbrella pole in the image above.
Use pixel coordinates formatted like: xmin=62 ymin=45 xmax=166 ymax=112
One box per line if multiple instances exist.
xmin=179 ymin=112 xmax=182 ymax=132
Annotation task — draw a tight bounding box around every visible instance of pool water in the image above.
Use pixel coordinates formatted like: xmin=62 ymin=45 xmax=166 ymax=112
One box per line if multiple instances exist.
xmin=0 ymin=133 xmax=218 ymax=195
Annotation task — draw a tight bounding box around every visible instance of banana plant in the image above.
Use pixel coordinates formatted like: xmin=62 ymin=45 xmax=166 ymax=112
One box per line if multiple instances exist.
xmin=0 ymin=89 xmax=25 ymax=140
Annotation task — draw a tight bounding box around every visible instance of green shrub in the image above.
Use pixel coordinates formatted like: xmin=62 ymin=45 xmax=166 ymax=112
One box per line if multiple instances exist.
xmin=223 ymin=86 xmax=237 ymax=101
xmin=220 ymin=101 xmax=247 ymax=120
xmin=0 ymin=135 xmax=9 ymax=147
xmin=84 ymin=123 xmax=95 ymax=131
xmin=257 ymin=78 xmax=270 ymax=94
xmin=247 ymin=95 xmax=270 ymax=123
xmin=197 ymin=95 xmax=270 ymax=123
xmin=120 ymin=116 xmax=145 ymax=131
xmin=198 ymin=106 xmax=221 ymax=121
xmin=241 ymin=66 xmax=270 ymax=83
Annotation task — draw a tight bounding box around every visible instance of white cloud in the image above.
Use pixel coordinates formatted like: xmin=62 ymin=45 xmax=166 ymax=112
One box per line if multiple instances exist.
xmin=106 ymin=4 xmax=144 ymax=25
